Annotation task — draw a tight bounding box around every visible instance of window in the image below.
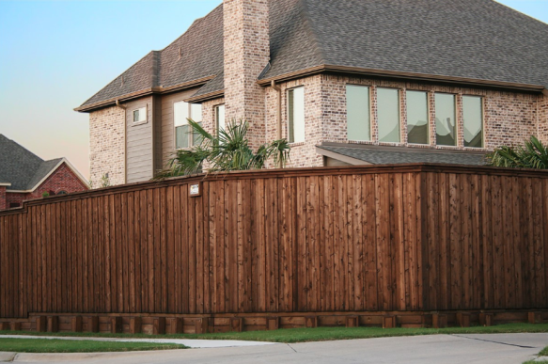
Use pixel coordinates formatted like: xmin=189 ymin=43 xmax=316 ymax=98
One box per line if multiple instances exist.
xmin=377 ymin=88 xmax=400 ymax=143
xmin=216 ymin=104 xmax=226 ymax=136
xmin=463 ymin=96 xmax=483 ymax=148
xmin=133 ymin=107 xmax=147 ymax=123
xmin=406 ymin=91 xmax=429 ymax=145
xmin=346 ymin=85 xmax=371 ymax=141
xmin=57 ymin=190 xmax=68 ymax=195
xmin=174 ymin=101 xmax=203 ymax=149
xmin=191 ymin=103 xmax=203 ymax=146
xmin=435 ymin=94 xmax=456 ymax=146
xmin=287 ymin=87 xmax=305 ymax=143
xmin=9 ymin=203 xmax=20 ymax=209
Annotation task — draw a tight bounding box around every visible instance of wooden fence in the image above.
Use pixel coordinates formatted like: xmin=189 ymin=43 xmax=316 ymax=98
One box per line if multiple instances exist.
xmin=0 ymin=164 xmax=547 ymax=332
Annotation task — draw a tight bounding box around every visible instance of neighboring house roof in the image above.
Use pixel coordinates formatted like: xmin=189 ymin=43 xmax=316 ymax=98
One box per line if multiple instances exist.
xmin=0 ymin=134 xmax=89 ymax=192
xmin=77 ymin=0 xmax=548 ymax=112
xmin=317 ymin=144 xmax=488 ymax=166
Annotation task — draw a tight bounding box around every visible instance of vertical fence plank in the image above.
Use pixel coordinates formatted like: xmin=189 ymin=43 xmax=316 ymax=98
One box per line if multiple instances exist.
xmin=0 ymin=168 xmax=546 ymax=324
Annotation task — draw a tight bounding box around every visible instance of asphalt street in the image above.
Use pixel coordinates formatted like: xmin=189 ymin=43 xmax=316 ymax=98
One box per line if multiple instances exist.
xmin=4 ymin=333 xmax=548 ymax=364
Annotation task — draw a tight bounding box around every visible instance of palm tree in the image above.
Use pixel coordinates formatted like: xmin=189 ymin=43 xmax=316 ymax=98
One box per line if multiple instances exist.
xmin=486 ymin=135 xmax=548 ymax=170
xmin=156 ymin=119 xmax=290 ymax=178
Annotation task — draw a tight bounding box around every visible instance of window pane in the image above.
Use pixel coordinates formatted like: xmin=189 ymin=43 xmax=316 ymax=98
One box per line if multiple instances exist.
xmin=190 ymin=103 xmax=203 ymax=122
xmin=176 ymin=125 xmax=189 ymax=149
xmin=216 ymin=105 xmax=226 ymax=135
xmin=133 ymin=110 xmax=140 ymax=122
xmin=463 ymin=96 xmax=483 ymax=148
xmin=346 ymin=85 xmax=370 ymax=141
xmin=288 ymin=87 xmax=305 ymax=143
xmin=193 ymin=122 xmax=203 ymax=146
xmin=174 ymin=102 xmax=189 ymax=127
xmin=435 ymin=94 xmax=456 ymax=146
xmin=377 ymin=88 xmax=400 ymax=143
xmin=406 ymin=91 xmax=429 ymax=144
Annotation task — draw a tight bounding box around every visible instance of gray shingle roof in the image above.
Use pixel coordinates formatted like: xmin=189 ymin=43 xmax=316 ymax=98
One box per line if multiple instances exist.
xmin=318 ymin=144 xmax=488 ymax=166
xmin=0 ymin=134 xmax=64 ymax=191
xmin=78 ymin=0 xmax=548 ymax=111
xmin=79 ymin=5 xmax=224 ymax=109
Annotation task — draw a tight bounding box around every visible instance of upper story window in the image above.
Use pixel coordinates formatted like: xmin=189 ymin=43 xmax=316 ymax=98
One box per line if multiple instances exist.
xmin=216 ymin=104 xmax=226 ymax=137
xmin=463 ymin=96 xmax=484 ymax=148
xmin=406 ymin=91 xmax=429 ymax=145
xmin=174 ymin=101 xmax=203 ymax=149
xmin=377 ymin=88 xmax=400 ymax=143
xmin=435 ymin=94 xmax=456 ymax=146
xmin=346 ymin=85 xmax=371 ymax=141
xmin=287 ymin=87 xmax=305 ymax=143
xmin=133 ymin=107 xmax=147 ymax=124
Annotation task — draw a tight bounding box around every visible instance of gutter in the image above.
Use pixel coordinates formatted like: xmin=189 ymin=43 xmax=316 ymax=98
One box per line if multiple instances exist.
xmin=257 ymin=64 xmax=547 ymax=94
xmin=75 ymin=75 xmax=216 ymax=113
xmin=271 ymin=80 xmax=282 ymax=140
xmin=115 ymin=100 xmax=128 ymax=185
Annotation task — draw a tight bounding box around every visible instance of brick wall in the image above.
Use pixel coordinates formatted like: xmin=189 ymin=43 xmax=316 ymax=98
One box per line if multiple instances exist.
xmin=89 ymin=106 xmax=126 ymax=187
xmin=265 ymin=75 xmax=324 ymax=168
xmin=539 ymin=95 xmax=548 ymax=144
xmin=264 ymin=74 xmax=542 ymax=168
xmin=2 ymin=164 xmax=88 ymax=210
xmin=0 ymin=187 xmax=6 ymax=210
xmin=223 ymin=0 xmax=269 ymax=149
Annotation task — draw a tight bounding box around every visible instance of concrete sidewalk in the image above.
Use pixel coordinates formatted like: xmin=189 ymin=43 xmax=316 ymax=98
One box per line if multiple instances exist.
xmin=2 ymin=333 xmax=547 ymax=364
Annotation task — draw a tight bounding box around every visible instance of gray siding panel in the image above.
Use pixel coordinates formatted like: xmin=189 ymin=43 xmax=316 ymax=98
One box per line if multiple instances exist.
xmin=159 ymin=88 xmax=199 ymax=169
xmin=126 ymin=97 xmax=154 ymax=184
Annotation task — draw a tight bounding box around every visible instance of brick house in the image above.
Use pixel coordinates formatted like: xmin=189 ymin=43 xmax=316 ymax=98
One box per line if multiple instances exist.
xmin=0 ymin=135 xmax=89 ymax=210
xmin=76 ymin=0 xmax=548 ymax=187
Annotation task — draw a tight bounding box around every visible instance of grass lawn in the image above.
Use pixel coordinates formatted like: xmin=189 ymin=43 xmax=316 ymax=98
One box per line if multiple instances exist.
xmin=0 ymin=338 xmax=187 ymax=353
xmin=1 ymin=323 xmax=548 ymax=344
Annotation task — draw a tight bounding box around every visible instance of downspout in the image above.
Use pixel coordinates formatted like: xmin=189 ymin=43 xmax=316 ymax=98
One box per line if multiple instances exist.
xmin=271 ymin=80 xmax=283 ymax=168
xmin=115 ymin=99 xmax=128 ymax=184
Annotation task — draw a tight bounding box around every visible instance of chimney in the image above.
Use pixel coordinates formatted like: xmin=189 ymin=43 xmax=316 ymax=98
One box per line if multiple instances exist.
xmin=223 ymin=0 xmax=270 ymax=148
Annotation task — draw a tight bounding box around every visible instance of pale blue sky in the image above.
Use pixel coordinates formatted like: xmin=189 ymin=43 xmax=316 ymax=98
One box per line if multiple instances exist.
xmin=0 ymin=0 xmax=546 ymax=178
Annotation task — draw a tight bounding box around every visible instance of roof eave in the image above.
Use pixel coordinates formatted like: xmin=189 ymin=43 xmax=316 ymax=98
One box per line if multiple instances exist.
xmin=7 ymin=158 xmax=90 ymax=193
xmin=74 ymin=76 xmax=216 ymax=113
xmin=186 ymin=90 xmax=224 ymax=103
xmin=316 ymin=146 xmax=371 ymax=166
xmin=258 ymin=64 xmax=547 ymax=93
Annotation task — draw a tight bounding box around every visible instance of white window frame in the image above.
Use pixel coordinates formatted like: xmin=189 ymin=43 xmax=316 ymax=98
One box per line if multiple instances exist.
xmin=215 ymin=104 xmax=226 ymax=137
xmin=346 ymin=84 xmax=372 ymax=142
xmin=132 ymin=106 xmax=147 ymax=125
xmin=174 ymin=101 xmax=203 ymax=150
xmin=405 ymin=90 xmax=430 ymax=145
xmin=287 ymin=86 xmax=305 ymax=144
xmin=376 ymin=87 xmax=401 ymax=143
xmin=462 ymin=95 xmax=485 ymax=148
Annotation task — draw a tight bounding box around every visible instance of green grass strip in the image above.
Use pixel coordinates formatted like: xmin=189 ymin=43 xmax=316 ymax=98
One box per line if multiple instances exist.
xmin=2 ymin=323 xmax=548 ymax=344
xmin=0 ymin=338 xmax=187 ymax=353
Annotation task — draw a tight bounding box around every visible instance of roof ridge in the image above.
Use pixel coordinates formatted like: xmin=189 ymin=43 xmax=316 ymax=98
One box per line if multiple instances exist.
xmin=157 ymin=3 xmax=223 ymax=53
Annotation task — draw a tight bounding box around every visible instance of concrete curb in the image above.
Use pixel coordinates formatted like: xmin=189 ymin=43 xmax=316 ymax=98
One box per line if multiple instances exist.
xmin=0 ymin=352 xmax=16 ymax=362
xmin=0 ymin=335 xmax=275 ymax=349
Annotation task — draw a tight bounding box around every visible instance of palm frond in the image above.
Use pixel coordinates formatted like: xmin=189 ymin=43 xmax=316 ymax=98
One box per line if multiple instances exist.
xmin=487 ymin=135 xmax=548 ymax=170
xmin=155 ymin=119 xmax=292 ymax=178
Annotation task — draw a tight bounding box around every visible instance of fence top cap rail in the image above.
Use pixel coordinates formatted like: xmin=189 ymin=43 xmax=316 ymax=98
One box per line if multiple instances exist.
xmin=0 ymin=163 xmax=546 ymax=216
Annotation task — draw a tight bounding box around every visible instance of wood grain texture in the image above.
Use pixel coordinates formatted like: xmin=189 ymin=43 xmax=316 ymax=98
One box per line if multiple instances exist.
xmin=0 ymin=165 xmax=547 ymax=319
